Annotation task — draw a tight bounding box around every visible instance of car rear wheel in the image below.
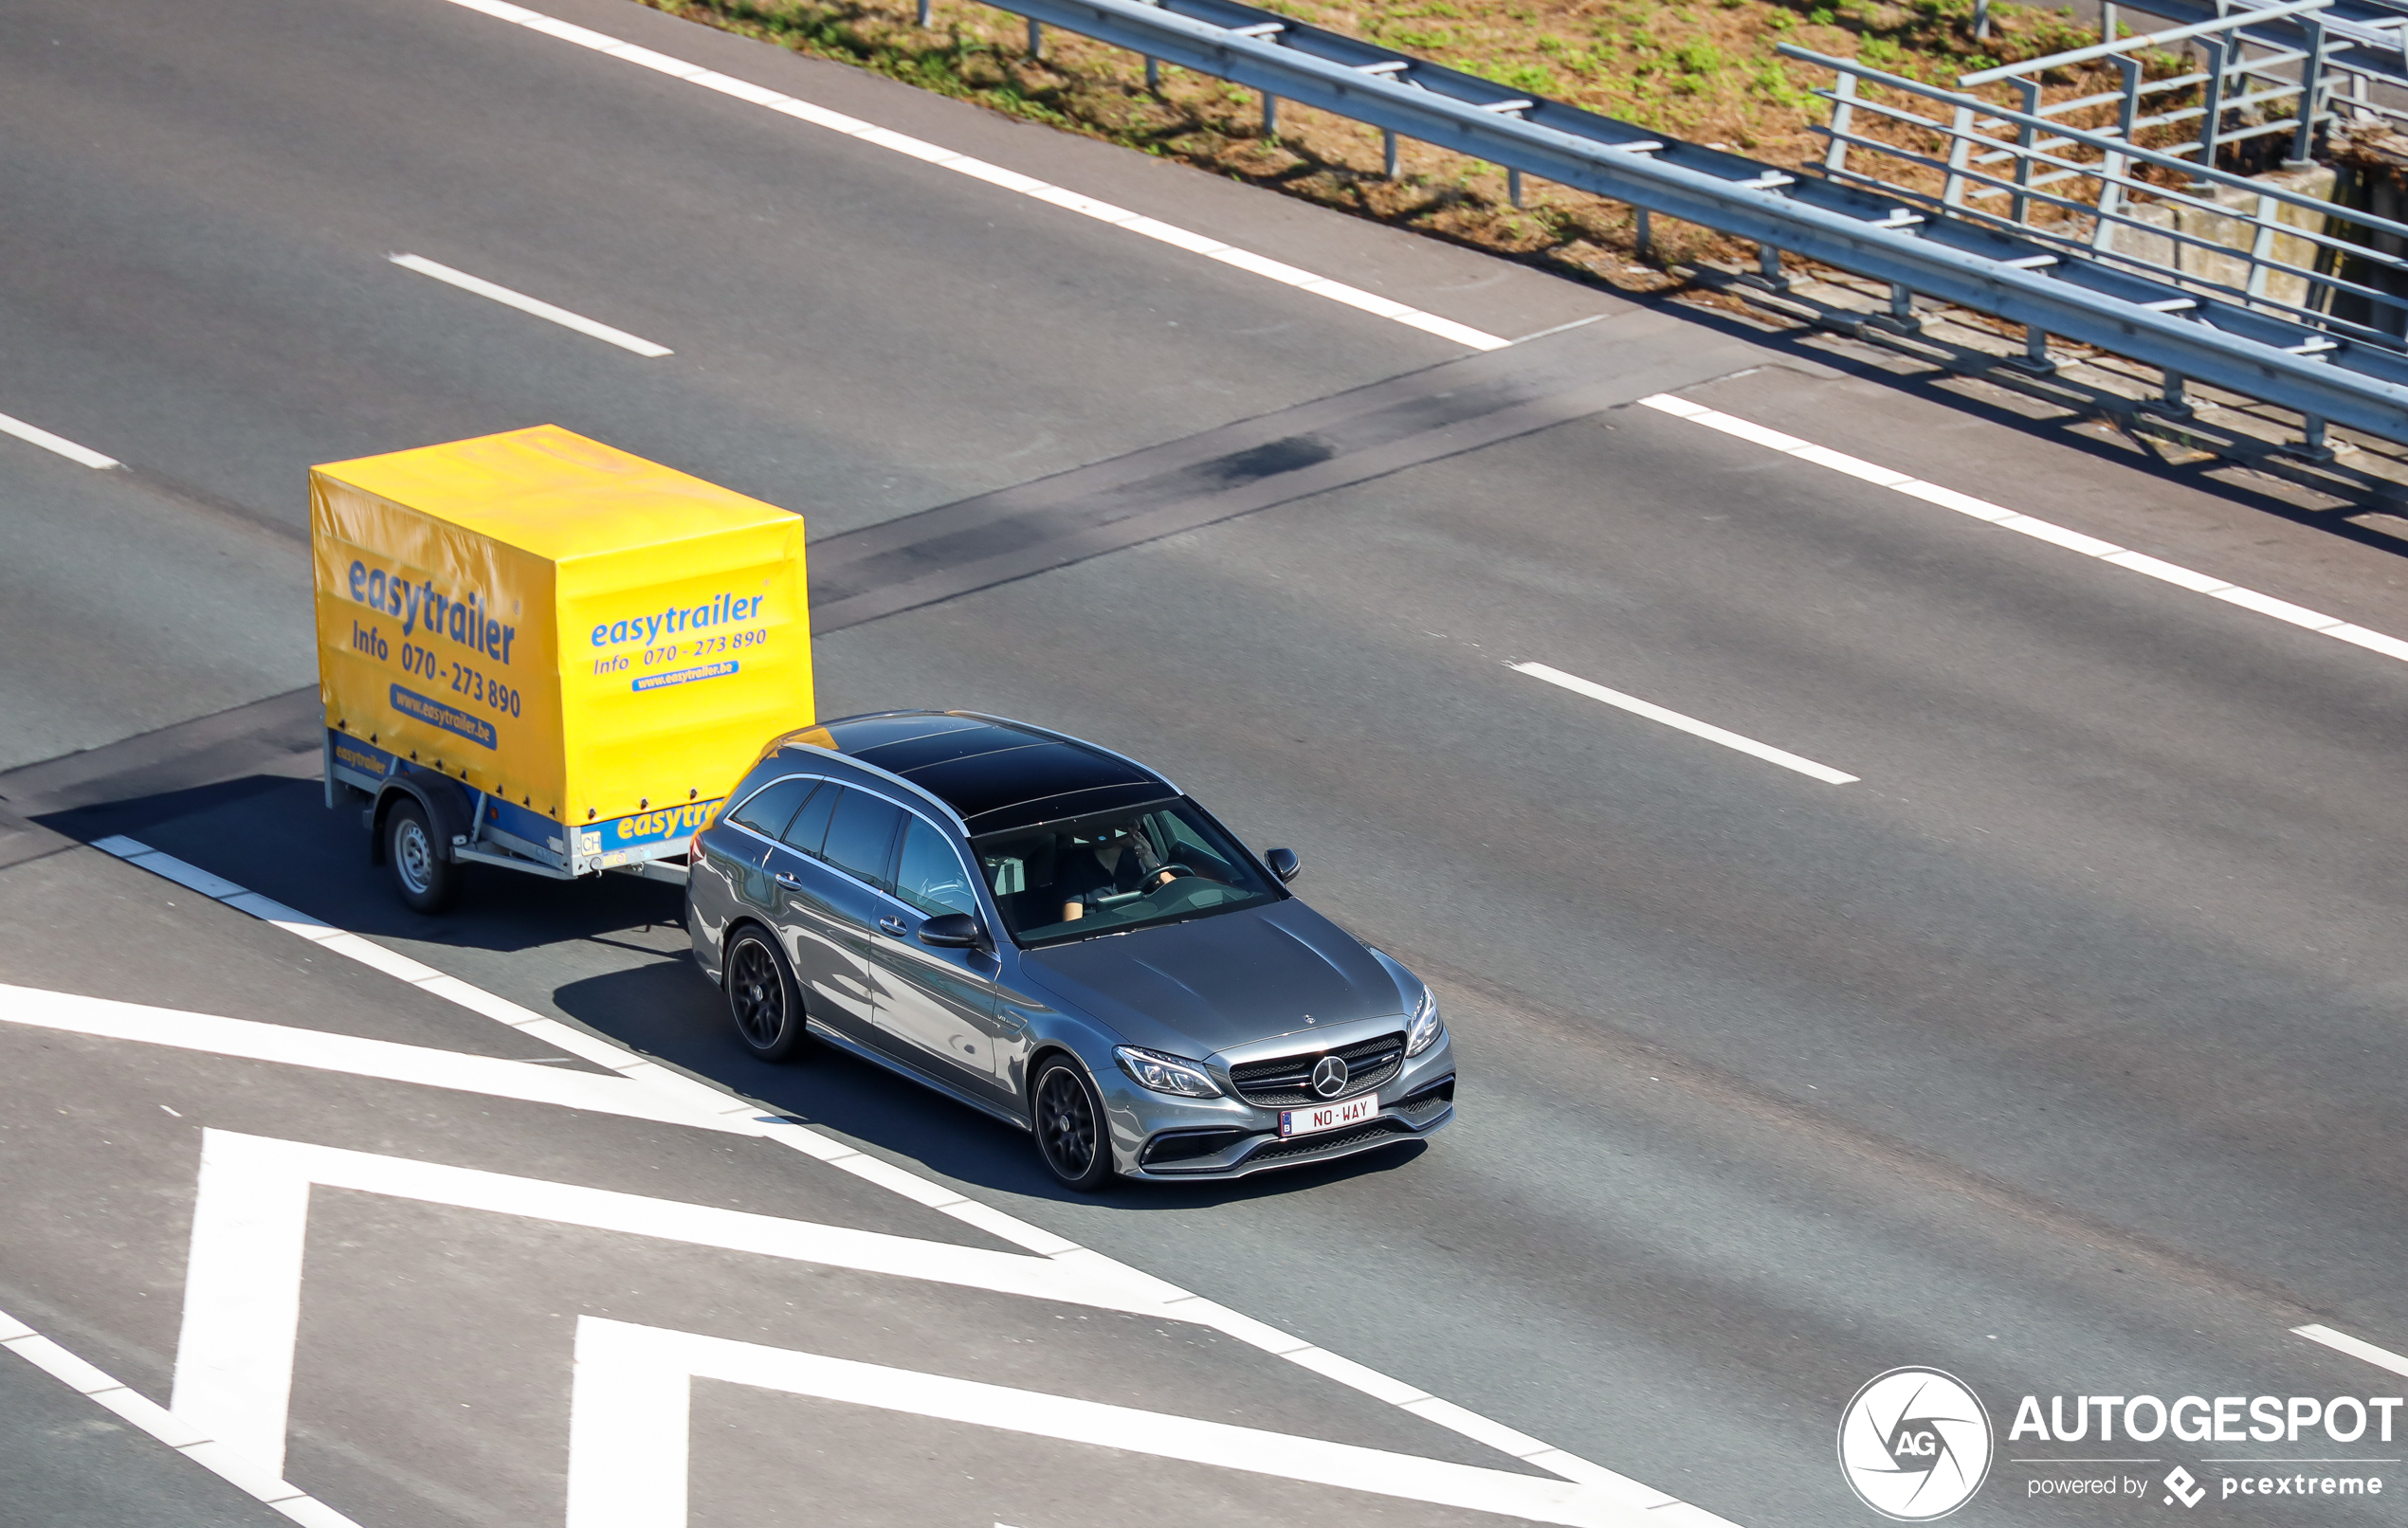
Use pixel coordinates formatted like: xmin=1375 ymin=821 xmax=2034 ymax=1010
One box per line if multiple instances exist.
xmin=724 ymin=928 xmax=808 ymax=1061
xmin=385 ymin=799 xmax=457 ymax=915
xmin=1031 ymin=1058 xmax=1114 ymax=1191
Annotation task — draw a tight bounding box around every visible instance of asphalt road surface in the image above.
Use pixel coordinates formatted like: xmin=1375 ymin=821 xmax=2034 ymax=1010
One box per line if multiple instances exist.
xmin=5 ymin=1 xmax=2408 ymax=1526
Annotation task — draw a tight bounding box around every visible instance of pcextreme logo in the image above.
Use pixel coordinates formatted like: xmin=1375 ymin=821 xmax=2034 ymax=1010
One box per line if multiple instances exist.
xmin=1838 ymin=1368 xmax=1997 ymax=1521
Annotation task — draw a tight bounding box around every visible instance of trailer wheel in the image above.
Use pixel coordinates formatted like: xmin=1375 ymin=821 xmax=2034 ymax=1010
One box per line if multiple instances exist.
xmin=385 ymin=798 xmax=458 ymax=915
xmin=725 ymin=928 xmax=808 ymax=1061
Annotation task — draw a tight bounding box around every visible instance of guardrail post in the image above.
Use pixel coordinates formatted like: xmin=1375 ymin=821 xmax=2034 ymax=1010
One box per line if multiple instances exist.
xmin=2158 ymin=371 xmax=2193 ymax=416
xmin=2196 ymin=37 xmax=2229 ymax=182
xmin=1943 ymin=104 xmax=1976 ymax=209
xmin=1508 ymin=167 xmax=1523 ymax=208
xmin=1383 ymin=129 xmax=1399 ymax=178
xmin=1146 ymin=55 xmax=1159 ymax=89
xmin=1028 ymin=16 xmax=1043 ymax=57
xmin=2288 ymin=18 xmax=2327 ymax=167
xmin=1758 ymin=243 xmax=1785 ymax=289
xmin=1825 ymin=71 xmax=1859 ymax=176
xmin=1634 ymin=207 xmax=1652 ymax=261
xmin=1262 ymin=93 xmax=1277 ymax=137
xmin=2017 ymin=323 xmax=2056 ymax=372
xmin=1888 ymin=282 xmax=1919 ymax=330
xmin=2091 ymin=56 xmax=2143 ymax=249
xmin=918 ymin=0 xmax=931 ymax=26
xmin=2299 ymin=413 xmax=2333 ymax=457
xmin=2012 ymin=77 xmax=2042 ymax=226
xmin=2102 ymin=0 xmax=2118 ymax=43
xmin=1975 ymin=0 xmax=1992 ymax=41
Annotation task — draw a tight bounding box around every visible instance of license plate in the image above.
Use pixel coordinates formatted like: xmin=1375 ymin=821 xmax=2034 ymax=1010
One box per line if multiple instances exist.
xmin=1280 ymin=1095 xmax=1379 ymax=1137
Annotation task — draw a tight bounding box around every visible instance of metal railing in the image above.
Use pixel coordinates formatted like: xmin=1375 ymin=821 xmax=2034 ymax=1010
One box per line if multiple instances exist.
xmin=985 ymin=0 xmax=2408 ymax=449
xmin=1789 ymin=9 xmax=2408 ymax=348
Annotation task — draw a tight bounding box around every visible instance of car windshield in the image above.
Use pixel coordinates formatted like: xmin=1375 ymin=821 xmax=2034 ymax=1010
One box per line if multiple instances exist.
xmin=973 ymin=798 xmax=1280 ymax=948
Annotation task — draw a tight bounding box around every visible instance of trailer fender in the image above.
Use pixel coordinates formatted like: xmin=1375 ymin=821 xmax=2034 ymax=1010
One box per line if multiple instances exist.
xmin=369 ymin=771 xmax=477 ymax=866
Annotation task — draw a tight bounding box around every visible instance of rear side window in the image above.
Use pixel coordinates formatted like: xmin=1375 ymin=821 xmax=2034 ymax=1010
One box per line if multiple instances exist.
xmin=726 ymin=775 xmax=813 ymax=839
xmin=781 ymin=781 xmax=838 ymax=855
xmin=821 ymin=790 xmax=904 ymax=891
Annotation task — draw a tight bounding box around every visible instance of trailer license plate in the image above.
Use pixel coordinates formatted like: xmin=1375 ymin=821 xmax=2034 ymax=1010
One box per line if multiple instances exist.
xmin=1280 ymin=1096 xmax=1378 ymax=1137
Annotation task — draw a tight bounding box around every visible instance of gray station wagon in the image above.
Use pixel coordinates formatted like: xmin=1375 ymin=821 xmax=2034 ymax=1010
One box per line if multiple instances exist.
xmin=684 ymin=711 xmax=1455 ymax=1189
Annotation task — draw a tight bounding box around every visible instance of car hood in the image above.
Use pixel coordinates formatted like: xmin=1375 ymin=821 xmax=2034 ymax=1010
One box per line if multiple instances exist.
xmin=1015 ymin=900 xmax=1402 ymax=1057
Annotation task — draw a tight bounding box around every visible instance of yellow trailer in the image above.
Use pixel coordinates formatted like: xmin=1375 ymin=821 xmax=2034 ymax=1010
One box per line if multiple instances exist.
xmin=313 ymin=426 xmax=812 ymax=910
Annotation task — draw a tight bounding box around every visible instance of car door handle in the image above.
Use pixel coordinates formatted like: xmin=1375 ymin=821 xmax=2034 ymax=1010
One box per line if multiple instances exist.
xmin=877 ymin=916 xmax=908 ymax=936
xmin=774 ymin=872 xmax=803 ymax=891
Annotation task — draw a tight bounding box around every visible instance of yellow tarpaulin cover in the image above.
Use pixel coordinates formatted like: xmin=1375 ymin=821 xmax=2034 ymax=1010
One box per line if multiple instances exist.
xmin=312 ymin=426 xmax=812 ymax=827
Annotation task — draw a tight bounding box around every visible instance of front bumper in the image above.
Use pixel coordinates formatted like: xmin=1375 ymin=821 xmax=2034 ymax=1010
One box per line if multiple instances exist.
xmin=1107 ymin=1031 xmax=1456 ymax=1181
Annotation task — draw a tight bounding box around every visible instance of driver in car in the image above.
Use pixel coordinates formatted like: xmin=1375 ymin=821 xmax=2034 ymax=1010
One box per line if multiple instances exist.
xmin=1058 ymin=824 xmax=1180 ymax=921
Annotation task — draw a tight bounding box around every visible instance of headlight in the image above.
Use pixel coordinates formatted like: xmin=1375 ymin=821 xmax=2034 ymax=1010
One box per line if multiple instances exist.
xmin=1114 ymin=1046 xmax=1223 ymax=1098
xmin=1404 ymin=989 xmax=1444 ymax=1056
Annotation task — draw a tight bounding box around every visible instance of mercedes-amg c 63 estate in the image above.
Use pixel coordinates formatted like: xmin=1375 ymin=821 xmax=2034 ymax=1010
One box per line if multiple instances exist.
xmin=684 ymin=711 xmax=1455 ymax=1189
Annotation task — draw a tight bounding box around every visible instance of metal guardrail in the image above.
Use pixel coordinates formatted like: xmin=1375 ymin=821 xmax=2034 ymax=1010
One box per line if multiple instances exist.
xmin=988 ymin=0 xmax=2408 ymax=451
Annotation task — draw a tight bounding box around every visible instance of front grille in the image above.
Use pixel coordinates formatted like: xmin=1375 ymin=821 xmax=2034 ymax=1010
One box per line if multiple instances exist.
xmin=1228 ymin=1030 xmax=1406 ymax=1107
xmin=1246 ymin=1117 xmax=1412 ymax=1165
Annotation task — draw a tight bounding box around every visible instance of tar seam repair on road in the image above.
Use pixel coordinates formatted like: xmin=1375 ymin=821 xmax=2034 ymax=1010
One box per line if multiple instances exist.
xmin=34 ymin=833 xmax=1727 ymax=1528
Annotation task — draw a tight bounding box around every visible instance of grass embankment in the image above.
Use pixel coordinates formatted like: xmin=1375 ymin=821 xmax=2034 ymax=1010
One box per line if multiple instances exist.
xmin=642 ymin=0 xmax=2163 ymax=285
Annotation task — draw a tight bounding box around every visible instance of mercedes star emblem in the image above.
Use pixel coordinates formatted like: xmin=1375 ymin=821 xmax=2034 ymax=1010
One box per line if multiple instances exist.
xmin=1310 ymin=1054 xmax=1349 ymax=1099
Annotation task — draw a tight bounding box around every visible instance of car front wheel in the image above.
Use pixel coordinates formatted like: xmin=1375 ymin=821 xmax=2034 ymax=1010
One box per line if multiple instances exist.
xmin=1031 ymin=1058 xmax=1114 ymax=1192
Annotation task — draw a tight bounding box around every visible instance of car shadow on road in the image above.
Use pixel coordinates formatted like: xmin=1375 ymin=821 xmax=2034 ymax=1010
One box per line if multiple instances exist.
xmin=552 ymin=958 xmax=1431 ymax=1213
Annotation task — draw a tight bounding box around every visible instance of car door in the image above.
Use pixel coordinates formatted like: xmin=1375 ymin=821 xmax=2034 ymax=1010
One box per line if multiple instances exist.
xmin=717 ymin=773 xmax=815 ymax=928
xmin=871 ymin=812 xmax=1009 ymax=1085
xmin=765 ymin=782 xmax=888 ymax=1040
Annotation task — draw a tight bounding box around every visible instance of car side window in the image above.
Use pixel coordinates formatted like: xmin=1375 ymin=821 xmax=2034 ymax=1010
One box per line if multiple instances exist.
xmin=781 ymin=780 xmax=838 ymax=855
xmin=821 ymin=790 xmax=904 ymax=892
xmin=894 ymin=816 xmax=979 ymax=919
xmin=726 ymin=775 xmax=813 ymax=840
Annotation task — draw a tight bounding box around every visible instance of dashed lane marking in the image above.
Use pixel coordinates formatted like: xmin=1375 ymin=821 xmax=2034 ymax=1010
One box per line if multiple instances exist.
xmin=1511 ymin=662 xmax=1860 ymax=785
xmin=0 ymin=408 xmax=120 ymax=469
xmin=432 ymin=0 xmax=1512 ymax=352
xmin=389 ymin=253 xmax=675 ymax=357
xmin=2295 ymin=1324 xmax=2408 ymax=1379
xmin=1637 ymin=393 xmax=2408 ymax=671
xmin=84 ymin=834 xmax=1723 ymax=1517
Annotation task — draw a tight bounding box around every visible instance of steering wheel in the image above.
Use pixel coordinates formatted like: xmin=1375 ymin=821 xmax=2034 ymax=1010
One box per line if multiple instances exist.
xmin=1146 ymin=863 xmax=1197 ymax=890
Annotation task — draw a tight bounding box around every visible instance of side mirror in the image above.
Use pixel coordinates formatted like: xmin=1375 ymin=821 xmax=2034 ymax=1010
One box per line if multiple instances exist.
xmin=1264 ymin=846 xmax=1301 ymax=883
xmin=918 ymin=911 xmax=985 ymax=949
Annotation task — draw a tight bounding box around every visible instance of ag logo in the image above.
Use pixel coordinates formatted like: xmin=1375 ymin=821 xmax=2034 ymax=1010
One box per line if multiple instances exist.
xmin=1837 ymin=1367 xmax=1995 ymax=1520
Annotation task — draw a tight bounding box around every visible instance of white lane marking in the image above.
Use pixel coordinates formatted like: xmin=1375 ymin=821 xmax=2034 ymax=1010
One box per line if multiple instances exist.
xmin=2295 ymin=1323 xmax=2408 ymax=1378
xmin=433 ymin=0 xmax=1512 ymax=352
xmin=1511 ymin=661 xmax=1860 ymax=785
xmin=0 ymin=983 xmax=748 ymax=1133
xmin=0 ymin=409 xmax=120 ymax=469
xmin=389 ymin=253 xmax=675 ymax=357
xmin=169 ymin=1130 xmax=1185 ymax=1476
xmin=0 ymin=1304 xmax=363 ymax=1528
xmin=566 ymin=1318 xmax=1671 ymax=1528
xmin=87 ymin=838 xmax=1725 ymax=1519
xmin=1637 ymin=393 xmax=2408 ymax=669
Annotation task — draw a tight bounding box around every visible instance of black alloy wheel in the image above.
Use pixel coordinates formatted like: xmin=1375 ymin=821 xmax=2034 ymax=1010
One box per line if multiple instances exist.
xmin=1031 ymin=1058 xmax=1113 ymax=1192
xmin=385 ymin=798 xmax=457 ymax=915
xmin=724 ymin=929 xmax=807 ymax=1061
